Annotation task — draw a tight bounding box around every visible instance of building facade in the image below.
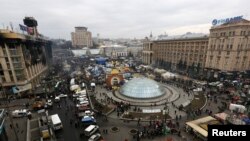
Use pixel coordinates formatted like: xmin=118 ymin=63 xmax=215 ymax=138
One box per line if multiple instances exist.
xmin=101 ymin=45 xmax=128 ymax=58
xmin=205 ymin=19 xmax=250 ymax=72
xmin=71 ymin=27 xmax=93 ymax=48
xmin=142 ymin=19 xmax=250 ymax=79
xmin=153 ymin=36 xmax=208 ymax=75
xmin=142 ymin=38 xmax=154 ymax=65
xmin=0 ymin=29 xmax=52 ymax=98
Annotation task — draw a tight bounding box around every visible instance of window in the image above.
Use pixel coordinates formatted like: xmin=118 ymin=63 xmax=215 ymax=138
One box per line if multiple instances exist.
xmin=227 ymin=51 xmax=230 ymax=55
xmin=230 ymin=45 xmax=233 ymax=49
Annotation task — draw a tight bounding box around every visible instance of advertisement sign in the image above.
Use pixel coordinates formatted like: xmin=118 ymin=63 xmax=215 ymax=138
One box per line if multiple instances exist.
xmin=212 ymin=16 xmax=243 ymax=26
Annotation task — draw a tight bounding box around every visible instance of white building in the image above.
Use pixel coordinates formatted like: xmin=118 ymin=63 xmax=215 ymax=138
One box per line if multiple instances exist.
xmin=100 ymin=45 xmax=128 ymax=58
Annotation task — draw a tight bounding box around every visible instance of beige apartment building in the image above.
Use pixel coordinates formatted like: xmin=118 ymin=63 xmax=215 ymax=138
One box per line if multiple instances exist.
xmin=153 ymin=36 xmax=208 ymax=72
xmin=142 ymin=18 xmax=250 ymax=78
xmin=71 ymin=27 xmax=93 ymax=48
xmin=205 ymin=19 xmax=250 ymax=72
xmin=0 ymin=29 xmax=52 ymax=98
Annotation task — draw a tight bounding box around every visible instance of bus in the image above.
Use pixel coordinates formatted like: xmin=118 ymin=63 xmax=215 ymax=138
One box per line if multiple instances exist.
xmin=50 ymin=114 xmax=63 ymax=130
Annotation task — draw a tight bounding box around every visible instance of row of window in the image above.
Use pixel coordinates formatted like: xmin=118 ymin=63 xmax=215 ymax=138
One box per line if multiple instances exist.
xmin=212 ymin=30 xmax=250 ymax=37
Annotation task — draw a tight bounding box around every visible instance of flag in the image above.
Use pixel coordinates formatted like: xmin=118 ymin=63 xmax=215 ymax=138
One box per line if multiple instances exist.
xmin=19 ymin=24 xmax=27 ymax=32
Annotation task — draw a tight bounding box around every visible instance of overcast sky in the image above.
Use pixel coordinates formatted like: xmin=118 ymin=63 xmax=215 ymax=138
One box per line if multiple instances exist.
xmin=1 ymin=0 xmax=249 ymax=40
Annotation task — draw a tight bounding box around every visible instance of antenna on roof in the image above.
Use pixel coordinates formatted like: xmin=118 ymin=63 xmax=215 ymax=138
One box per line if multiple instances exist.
xmin=10 ymin=22 xmax=13 ymax=31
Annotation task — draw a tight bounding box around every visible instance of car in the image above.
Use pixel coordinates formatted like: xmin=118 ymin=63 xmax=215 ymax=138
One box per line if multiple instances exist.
xmin=12 ymin=109 xmax=30 ymax=118
xmin=77 ymin=97 xmax=88 ymax=102
xmin=78 ymin=110 xmax=95 ymax=118
xmin=45 ymin=99 xmax=53 ymax=108
xmin=40 ymin=126 xmax=50 ymax=139
xmin=32 ymin=101 xmax=45 ymax=110
xmin=76 ymin=101 xmax=89 ymax=107
xmin=85 ymin=110 xmax=95 ymax=116
xmin=58 ymin=94 xmax=67 ymax=98
xmin=88 ymin=133 xmax=101 ymax=141
xmin=54 ymin=97 xmax=60 ymax=102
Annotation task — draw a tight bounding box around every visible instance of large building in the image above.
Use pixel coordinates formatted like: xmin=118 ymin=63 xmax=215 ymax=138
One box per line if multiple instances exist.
xmin=0 ymin=17 xmax=52 ymax=98
xmin=205 ymin=19 xmax=250 ymax=72
xmin=71 ymin=27 xmax=93 ymax=48
xmin=142 ymin=18 xmax=250 ymax=79
xmin=143 ymin=33 xmax=208 ymax=76
xmin=100 ymin=45 xmax=128 ymax=58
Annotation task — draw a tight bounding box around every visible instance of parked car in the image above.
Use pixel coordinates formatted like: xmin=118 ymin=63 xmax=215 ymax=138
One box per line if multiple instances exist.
xmin=54 ymin=97 xmax=60 ymax=102
xmin=32 ymin=101 xmax=45 ymax=110
xmin=12 ymin=109 xmax=30 ymax=118
xmin=78 ymin=110 xmax=95 ymax=118
xmin=45 ymin=99 xmax=53 ymax=109
xmin=88 ymin=133 xmax=101 ymax=141
xmin=76 ymin=101 xmax=89 ymax=107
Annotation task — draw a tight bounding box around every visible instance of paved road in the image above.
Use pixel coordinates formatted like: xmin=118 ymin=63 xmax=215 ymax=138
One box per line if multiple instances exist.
xmin=48 ymin=97 xmax=84 ymax=141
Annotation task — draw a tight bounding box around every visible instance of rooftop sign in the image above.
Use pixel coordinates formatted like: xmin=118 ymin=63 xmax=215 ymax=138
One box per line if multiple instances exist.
xmin=212 ymin=16 xmax=243 ymax=26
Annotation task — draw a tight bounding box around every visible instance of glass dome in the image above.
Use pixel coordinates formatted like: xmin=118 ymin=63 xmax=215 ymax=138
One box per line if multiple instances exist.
xmin=120 ymin=77 xmax=165 ymax=99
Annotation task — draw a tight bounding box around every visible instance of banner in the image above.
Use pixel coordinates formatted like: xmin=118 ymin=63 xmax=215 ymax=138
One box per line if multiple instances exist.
xmin=12 ymin=83 xmax=32 ymax=94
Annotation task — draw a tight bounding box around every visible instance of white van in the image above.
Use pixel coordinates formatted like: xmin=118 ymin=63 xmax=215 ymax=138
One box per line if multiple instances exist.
xmin=50 ymin=114 xmax=63 ymax=130
xmin=84 ymin=125 xmax=99 ymax=136
xmin=12 ymin=109 xmax=30 ymax=118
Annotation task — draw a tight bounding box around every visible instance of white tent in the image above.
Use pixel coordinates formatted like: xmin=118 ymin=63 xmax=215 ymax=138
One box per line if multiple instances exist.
xmin=90 ymin=83 xmax=96 ymax=87
xmin=70 ymin=85 xmax=80 ymax=91
xmin=154 ymin=68 xmax=166 ymax=74
xmin=229 ymin=103 xmax=246 ymax=113
xmin=161 ymin=72 xmax=177 ymax=79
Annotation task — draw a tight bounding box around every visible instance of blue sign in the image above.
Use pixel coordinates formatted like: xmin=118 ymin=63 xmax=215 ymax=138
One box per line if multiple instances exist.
xmin=212 ymin=16 xmax=243 ymax=26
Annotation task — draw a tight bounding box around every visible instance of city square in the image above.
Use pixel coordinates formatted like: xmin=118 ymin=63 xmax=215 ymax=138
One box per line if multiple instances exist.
xmin=1 ymin=1 xmax=250 ymax=141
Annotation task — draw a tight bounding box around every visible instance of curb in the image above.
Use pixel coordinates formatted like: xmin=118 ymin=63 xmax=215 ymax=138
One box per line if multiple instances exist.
xmin=26 ymin=119 xmax=30 ymax=141
xmin=200 ymin=93 xmax=208 ymax=110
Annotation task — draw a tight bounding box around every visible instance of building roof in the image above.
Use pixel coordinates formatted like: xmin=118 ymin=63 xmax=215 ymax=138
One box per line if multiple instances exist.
xmin=186 ymin=116 xmax=219 ymax=137
xmin=120 ymin=77 xmax=165 ymax=99
xmin=156 ymin=32 xmax=208 ymax=41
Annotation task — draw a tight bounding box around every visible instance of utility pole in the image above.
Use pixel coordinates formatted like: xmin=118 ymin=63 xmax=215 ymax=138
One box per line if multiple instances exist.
xmin=0 ymin=84 xmax=19 ymax=141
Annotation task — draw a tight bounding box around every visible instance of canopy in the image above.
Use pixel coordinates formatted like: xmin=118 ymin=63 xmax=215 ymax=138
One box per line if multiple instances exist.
xmin=229 ymin=103 xmax=246 ymax=113
xmin=81 ymin=116 xmax=96 ymax=123
xmin=154 ymin=68 xmax=167 ymax=74
xmin=70 ymin=85 xmax=80 ymax=91
xmin=161 ymin=72 xmax=177 ymax=79
xmin=214 ymin=113 xmax=228 ymax=121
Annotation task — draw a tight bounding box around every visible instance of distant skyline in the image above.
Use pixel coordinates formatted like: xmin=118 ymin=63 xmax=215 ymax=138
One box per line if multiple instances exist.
xmin=1 ymin=0 xmax=249 ymax=40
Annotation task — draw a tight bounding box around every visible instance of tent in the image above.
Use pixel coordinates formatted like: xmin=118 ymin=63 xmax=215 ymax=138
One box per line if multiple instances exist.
xmin=161 ymin=72 xmax=177 ymax=79
xmin=242 ymin=118 xmax=250 ymax=125
xmin=70 ymin=85 xmax=80 ymax=91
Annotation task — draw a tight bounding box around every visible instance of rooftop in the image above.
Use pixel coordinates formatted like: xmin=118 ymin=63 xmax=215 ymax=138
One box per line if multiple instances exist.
xmin=156 ymin=32 xmax=208 ymax=41
xmin=120 ymin=77 xmax=165 ymax=99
